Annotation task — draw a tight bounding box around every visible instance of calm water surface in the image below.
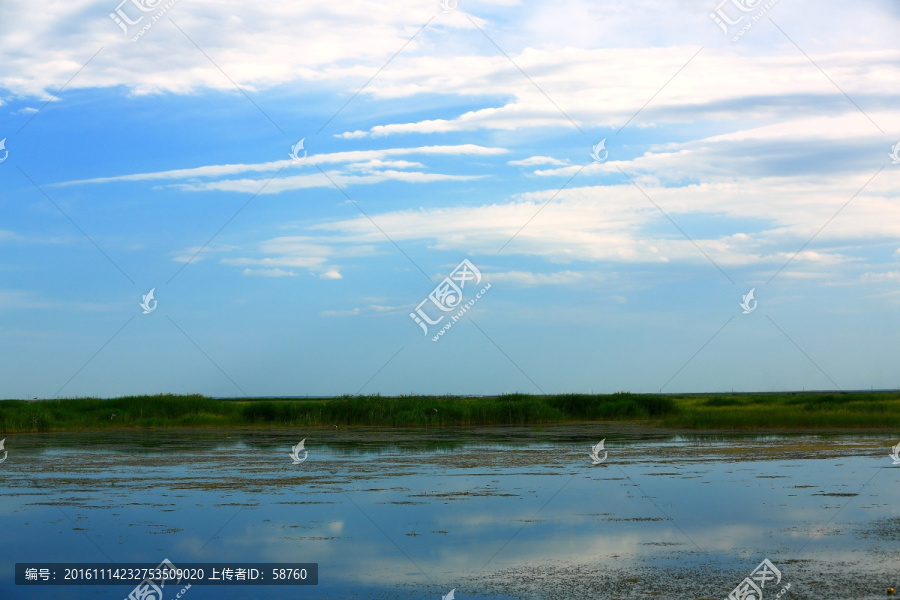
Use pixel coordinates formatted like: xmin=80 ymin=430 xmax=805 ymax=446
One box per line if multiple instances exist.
xmin=0 ymin=426 xmax=896 ymax=599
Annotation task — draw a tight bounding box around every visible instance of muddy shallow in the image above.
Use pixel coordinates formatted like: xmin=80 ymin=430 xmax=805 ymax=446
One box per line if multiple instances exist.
xmin=0 ymin=425 xmax=897 ymax=599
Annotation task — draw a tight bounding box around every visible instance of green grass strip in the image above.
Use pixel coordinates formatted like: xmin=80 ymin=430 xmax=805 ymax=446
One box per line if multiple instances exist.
xmin=1 ymin=391 xmax=899 ymax=432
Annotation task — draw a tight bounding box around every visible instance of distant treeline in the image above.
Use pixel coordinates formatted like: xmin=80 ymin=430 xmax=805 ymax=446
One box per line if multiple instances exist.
xmin=0 ymin=391 xmax=898 ymax=432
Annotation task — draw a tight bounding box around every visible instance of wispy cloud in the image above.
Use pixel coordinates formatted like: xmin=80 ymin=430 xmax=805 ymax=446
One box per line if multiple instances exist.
xmin=54 ymin=145 xmax=507 ymax=189
xmin=321 ymin=304 xmax=403 ymax=317
xmin=507 ymin=156 xmax=569 ymax=166
xmin=171 ymin=244 xmax=239 ymax=263
xmin=242 ymin=268 xmax=296 ymax=277
xmin=170 ymin=170 xmax=485 ymax=194
xmin=0 ymin=290 xmax=116 ymax=312
xmin=861 ymin=270 xmax=900 ymax=283
xmin=487 ymin=270 xmax=595 ymax=286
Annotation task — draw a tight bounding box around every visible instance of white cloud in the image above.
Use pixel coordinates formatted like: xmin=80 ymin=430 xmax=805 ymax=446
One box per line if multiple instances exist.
xmin=488 ymin=270 xmax=593 ymax=286
xmin=0 ymin=290 xmax=114 ymax=311
xmin=170 ymin=170 xmax=485 ymax=194
xmin=330 ymin=47 xmax=900 ymax=138
xmin=54 ymin=145 xmax=507 ymax=188
xmin=0 ymin=229 xmax=76 ymax=246
xmin=220 ymin=237 xmax=340 ymax=278
xmin=242 ymin=268 xmax=295 ymax=277
xmin=9 ymin=0 xmax=897 ymax=291
xmin=345 ymin=159 xmax=424 ymax=170
xmin=507 ymin=156 xmax=569 ymax=166
xmin=222 ymin=257 xmax=328 ymax=269
xmin=320 ymin=307 xmax=361 ymax=317
xmin=861 ymin=270 xmax=900 ymax=282
xmin=530 ymin=113 xmax=900 ymax=193
xmin=1 ymin=1 xmax=444 ymax=97
xmin=0 ymin=230 xmax=26 ymax=242
xmin=0 ymin=290 xmax=57 ymax=310
xmin=171 ymin=243 xmax=239 ymax=263
xmin=297 ymin=169 xmax=899 ymax=275
xmin=257 ymin=237 xmax=333 ymax=257
xmin=320 ymin=303 xmax=402 ymax=317
xmin=4 ymin=1 xmax=896 ymax=142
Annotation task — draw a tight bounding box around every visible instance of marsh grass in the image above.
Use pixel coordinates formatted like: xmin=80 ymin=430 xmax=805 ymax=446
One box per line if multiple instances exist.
xmin=662 ymin=391 xmax=900 ymax=429
xmin=0 ymin=391 xmax=898 ymax=432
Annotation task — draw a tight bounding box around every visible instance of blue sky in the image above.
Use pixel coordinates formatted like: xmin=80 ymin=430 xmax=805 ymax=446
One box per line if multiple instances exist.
xmin=0 ymin=0 xmax=898 ymax=398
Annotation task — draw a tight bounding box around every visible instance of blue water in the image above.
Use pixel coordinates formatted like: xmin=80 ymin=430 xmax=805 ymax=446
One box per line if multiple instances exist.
xmin=0 ymin=429 xmax=896 ymax=599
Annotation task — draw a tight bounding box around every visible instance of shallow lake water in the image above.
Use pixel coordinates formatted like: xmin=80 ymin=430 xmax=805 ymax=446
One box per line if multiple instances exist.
xmin=0 ymin=426 xmax=897 ymax=600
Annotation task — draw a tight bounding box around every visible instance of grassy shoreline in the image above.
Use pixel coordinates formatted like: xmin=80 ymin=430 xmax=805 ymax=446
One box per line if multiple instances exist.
xmin=1 ymin=391 xmax=899 ymax=432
